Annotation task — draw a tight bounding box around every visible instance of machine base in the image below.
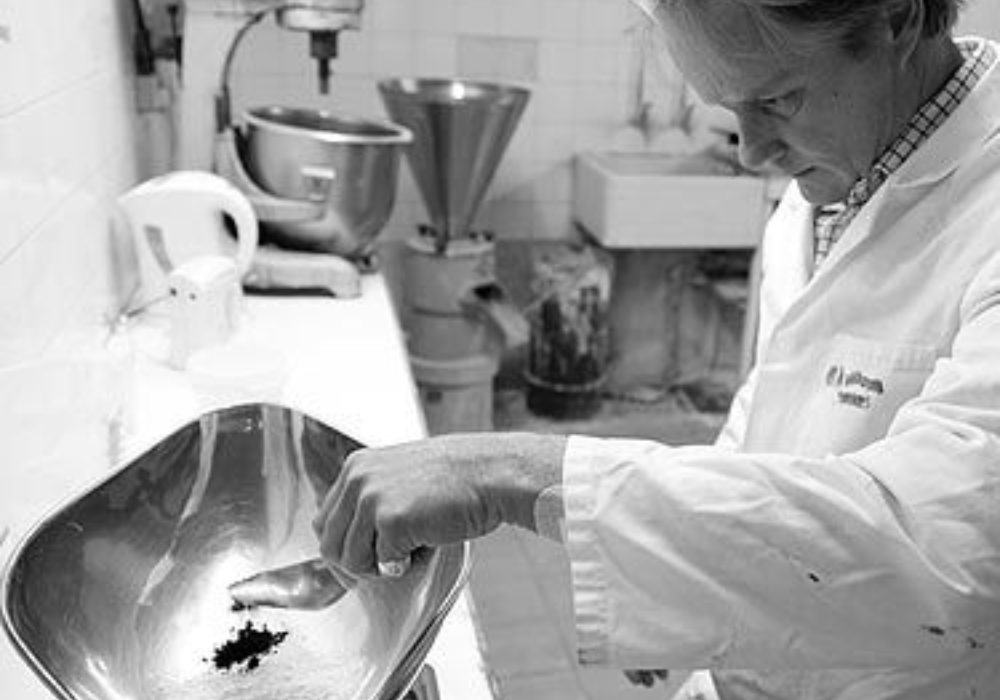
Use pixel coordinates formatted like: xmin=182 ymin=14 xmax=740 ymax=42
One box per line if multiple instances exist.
xmin=243 ymin=246 xmax=362 ymax=297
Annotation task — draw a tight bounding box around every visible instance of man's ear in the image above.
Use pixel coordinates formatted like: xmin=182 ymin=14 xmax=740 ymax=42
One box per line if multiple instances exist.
xmin=886 ymin=0 xmax=925 ymax=66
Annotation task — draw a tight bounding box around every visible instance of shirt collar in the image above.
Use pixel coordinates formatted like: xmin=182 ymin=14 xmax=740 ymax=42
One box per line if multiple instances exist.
xmin=893 ymin=37 xmax=1000 ymax=188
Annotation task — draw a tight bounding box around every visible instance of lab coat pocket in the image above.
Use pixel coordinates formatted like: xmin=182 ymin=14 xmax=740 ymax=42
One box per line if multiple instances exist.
xmin=812 ymin=334 xmax=938 ymax=454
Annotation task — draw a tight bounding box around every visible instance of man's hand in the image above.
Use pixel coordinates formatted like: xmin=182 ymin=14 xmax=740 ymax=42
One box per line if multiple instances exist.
xmin=313 ymin=432 xmax=566 ymax=577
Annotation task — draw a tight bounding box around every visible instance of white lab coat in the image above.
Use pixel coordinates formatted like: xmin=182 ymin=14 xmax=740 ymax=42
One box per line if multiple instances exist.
xmin=563 ymin=38 xmax=1000 ymax=700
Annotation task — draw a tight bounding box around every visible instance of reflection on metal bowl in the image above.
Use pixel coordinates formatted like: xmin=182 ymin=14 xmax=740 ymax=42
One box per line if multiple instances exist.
xmin=1 ymin=404 xmax=467 ymax=700
xmin=242 ymin=107 xmax=412 ymax=259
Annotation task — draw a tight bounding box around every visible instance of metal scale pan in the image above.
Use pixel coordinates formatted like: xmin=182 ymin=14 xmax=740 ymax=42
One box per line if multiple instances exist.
xmin=2 ymin=403 xmax=468 ymax=700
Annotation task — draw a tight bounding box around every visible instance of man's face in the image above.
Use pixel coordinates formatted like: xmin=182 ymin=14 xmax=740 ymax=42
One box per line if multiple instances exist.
xmin=658 ymin=1 xmax=902 ymax=205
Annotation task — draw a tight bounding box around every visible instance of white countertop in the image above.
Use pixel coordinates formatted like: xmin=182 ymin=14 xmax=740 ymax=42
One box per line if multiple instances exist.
xmin=0 ymin=273 xmax=494 ymax=700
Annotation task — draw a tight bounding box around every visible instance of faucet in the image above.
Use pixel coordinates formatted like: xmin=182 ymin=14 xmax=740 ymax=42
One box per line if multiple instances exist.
xmin=626 ymin=20 xmax=654 ymax=141
xmin=625 ymin=16 xmax=693 ymax=145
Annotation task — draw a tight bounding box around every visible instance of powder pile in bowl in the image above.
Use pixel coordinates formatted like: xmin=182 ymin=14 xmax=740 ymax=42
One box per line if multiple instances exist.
xmin=209 ymin=621 xmax=289 ymax=672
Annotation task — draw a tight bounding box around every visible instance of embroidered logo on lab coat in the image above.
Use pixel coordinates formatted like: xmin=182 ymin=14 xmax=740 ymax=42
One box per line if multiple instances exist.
xmin=825 ymin=365 xmax=885 ymax=409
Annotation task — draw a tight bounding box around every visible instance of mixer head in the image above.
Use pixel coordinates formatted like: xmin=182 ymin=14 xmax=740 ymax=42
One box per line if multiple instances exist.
xmin=276 ymin=0 xmax=365 ymax=94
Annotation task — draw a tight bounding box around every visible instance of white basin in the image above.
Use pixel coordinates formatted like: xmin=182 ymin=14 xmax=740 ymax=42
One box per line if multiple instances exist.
xmin=572 ymin=151 xmax=771 ymax=249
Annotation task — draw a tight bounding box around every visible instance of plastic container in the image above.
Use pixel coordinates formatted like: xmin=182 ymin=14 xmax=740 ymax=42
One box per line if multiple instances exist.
xmin=525 ymin=247 xmax=611 ymax=420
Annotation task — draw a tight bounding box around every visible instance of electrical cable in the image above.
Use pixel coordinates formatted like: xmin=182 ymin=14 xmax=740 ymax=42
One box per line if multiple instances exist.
xmin=130 ymin=0 xmax=156 ymax=76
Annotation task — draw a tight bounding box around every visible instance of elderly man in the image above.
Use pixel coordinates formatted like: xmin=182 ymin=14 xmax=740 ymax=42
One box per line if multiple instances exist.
xmin=315 ymin=0 xmax=1000 ymax=698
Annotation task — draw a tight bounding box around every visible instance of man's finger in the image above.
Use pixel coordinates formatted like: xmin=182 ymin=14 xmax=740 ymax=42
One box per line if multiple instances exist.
xmin=322 ymin=558 xmax=359 ymax=592
xmin=313 ymin=464 xmax=347 ymax=536
xmin=314 ymin=449 xmax=369 ymax=533
xmin=373 ymin=503 xmax=421 ymax=570
xmin=340 ymin=493 xmax=378 ymax=577
xmin=316 ymin=470 xmax=361 ymax=566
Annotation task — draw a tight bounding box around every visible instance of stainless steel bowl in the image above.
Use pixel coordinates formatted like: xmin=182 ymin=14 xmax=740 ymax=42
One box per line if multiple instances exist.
xmin=2 ymin=404 xmax=468 ymax=700
xmin=241 ymin=107 xmax=412 ymax=259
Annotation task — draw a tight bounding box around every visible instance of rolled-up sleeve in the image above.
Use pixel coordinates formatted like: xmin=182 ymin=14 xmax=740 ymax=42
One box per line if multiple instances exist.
xmin=561 ymin=250 xmax=1000 ymax=675
xmin=562 ymin=429 xmax=1000 ymax=671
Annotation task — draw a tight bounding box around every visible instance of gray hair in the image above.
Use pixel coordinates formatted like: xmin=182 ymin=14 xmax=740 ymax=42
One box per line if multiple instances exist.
xmin=751 ymin=0 xmax=965 ymax=54
xmin=640 ymin=0 xmax=965 ymax=56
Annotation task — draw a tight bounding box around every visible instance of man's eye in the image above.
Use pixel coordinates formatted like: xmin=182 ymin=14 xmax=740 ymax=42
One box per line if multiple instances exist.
xmin=759 ymin=91 xmax=803 ymax=118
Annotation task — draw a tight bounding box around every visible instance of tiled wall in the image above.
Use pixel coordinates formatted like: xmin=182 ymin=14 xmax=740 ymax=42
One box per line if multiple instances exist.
xmin=228 ymin=0 xmax=648 ymax=242
xmin=0 ymin=0 xmax=996 ymax=460
xmin=2 ymin=0 xmax=997 ymax=365
xmin=0 ymin=0 xmax=141 ymax=511
xmin=961 ymin=2 xmax=1000 ymax=39
xmin=224 ymin=0 xmax=1000 ymax=246
xmin=0 ymin=1 xmax=139 ymax=366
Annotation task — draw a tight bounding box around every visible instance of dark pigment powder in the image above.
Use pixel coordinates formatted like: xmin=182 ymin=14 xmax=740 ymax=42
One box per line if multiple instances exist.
xmin=209 ymin=621 xmax=289 ymax=672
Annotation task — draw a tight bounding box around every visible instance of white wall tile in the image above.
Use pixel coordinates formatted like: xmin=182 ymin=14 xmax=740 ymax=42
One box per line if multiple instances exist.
xmin=576 ymin=42 xmax=627 ymax=84
xmin=576 ymin=83 xmax=628 ymax=125
xmin=0 ymin=0 xmax=140 ymax=373
xmin=369 ymin=0 xmax=414 ymax=34
xmin=533 ymin=163 xmax=574 ymax=203
xmin=479 ymin=196 xmax=534 ymax=239
xmin=413 ymin=36 xmax=458 ymax=77
xmin=499 ymin=0 xmax=542 ymax=38
xmin=531 ymin=84 xmax=577 ymax=126
xmin=371 ymin=31 xmax=417 ymax=76
xmin=538 ymin=0 xmax=581 ymax=41
xmin=538 ymin=40 xmax=581 ymax=83
xmin=0 ymin=107 xmax=72 ymax=258
xmin=456 ymin=35 xmax=539 ymax=83
xmin=959 ymin=4 xmax=1000 ymax=39
xmin=235 ymin=23 xmax=309 ymax=78
xmin=411 ymin=0 xmax=458 ymax=36
xmin=532 ymin=124 xmax=577 ymax=163
xmin=531 ymin=201 xmax=575 ymax=240
xmin=456 ymin=0 xmax=501 ymax=36
xmin=573 ymin=122 xmax=616 ymax=151
xmin=579 ymin=0 xmax=631 ymax=41
xmin=334 ymin=29 xmax=375 ymax=76
xmin=0 ymin=7 xmax=38 ymax=116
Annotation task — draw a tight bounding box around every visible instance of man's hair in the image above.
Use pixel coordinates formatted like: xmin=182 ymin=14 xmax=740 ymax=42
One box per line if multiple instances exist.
xmin=645 ymin=0 xmax=966 ymax=56
xmin=741 ymin=0 xmax=965 ymax=55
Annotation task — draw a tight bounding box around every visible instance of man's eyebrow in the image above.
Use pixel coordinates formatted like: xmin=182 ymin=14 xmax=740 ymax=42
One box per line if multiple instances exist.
xmin=720 ymin=69 xmax=799 ymax=107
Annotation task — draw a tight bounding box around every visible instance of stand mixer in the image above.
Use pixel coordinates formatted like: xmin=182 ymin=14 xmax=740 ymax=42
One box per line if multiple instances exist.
xmin=178 ymin=0 xmax=411 ymax=297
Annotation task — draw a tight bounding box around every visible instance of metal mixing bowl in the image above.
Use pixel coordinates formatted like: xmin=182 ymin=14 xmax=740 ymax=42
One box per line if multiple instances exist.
xmin=2 ymin=404 xmax=468 ymax=700
xmin=241 ymin=107 xmax=412 ymax=259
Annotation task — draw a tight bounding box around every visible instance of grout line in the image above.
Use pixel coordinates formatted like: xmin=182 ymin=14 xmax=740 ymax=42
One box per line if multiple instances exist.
xmin=0 ymin=64 xmax=107 ymax=120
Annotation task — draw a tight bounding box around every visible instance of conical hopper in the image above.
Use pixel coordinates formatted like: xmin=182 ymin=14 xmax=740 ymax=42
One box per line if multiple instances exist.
xmin=378 ymin=78 xmax=530 ymax=250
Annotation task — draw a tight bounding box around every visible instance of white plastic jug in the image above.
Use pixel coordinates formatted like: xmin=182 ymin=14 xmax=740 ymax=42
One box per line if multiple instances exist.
xmin=117 ymin=171 xmax=258 ymax=306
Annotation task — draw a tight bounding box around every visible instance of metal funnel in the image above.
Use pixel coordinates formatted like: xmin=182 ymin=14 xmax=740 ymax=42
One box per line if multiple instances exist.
xmin=378 ymin=78 xmax=530 ymax=250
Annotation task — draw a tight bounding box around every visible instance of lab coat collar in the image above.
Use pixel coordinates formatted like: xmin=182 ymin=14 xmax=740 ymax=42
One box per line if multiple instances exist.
xmin=783 ymin=38 xmax=1000 ymax=285
xmin=893 ymin=37 xmax=1000 ymax=188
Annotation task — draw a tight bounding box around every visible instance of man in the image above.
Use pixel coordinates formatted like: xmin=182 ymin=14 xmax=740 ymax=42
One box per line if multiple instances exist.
xmin=315 ymin=1 xmax=1000 ymax=697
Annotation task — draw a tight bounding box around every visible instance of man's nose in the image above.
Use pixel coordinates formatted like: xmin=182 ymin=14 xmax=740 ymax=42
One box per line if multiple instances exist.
xmin=736 ymin=112 xmax=785 ymax=173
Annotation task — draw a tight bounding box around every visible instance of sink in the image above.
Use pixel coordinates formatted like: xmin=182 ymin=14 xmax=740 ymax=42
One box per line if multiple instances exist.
xmin=2 ymin=403 xmax=468 ymax=700
xmin=572 ymin=151 xmax=771 ymax=249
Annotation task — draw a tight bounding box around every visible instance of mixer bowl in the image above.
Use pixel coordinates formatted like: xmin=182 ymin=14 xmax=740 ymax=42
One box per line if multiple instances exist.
xmin=2 ymin=403 xmax=468 ymax=700
xmin=241 ymin=107 xmax=412 ymax=259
